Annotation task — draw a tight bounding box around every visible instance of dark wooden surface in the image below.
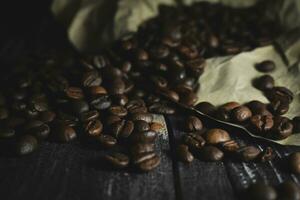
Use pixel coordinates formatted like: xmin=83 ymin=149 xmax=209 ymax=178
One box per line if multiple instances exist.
xmin=1 ymin=13 xmax=300 ymax=200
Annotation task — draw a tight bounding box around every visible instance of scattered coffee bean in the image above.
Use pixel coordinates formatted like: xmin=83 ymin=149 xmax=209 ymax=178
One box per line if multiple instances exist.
xmin=272 ymin=116 xmax=293 ymax=139
xmin=185 ymin=116 xmax=203 ymax=132
xmin=85 ymin=119 xmax=103 ymax=137
xmin=182 ymin=132 xmax=206 ymax=150
xmin=253 ymin=75 xmax=274 ymax=91
xmin=231 ymin=106 xmax=252 ymax=123
xmin=255 ymin=60 xmax=276 ymax=72
xmin=206 ymin=129 xmax=230 ymax=144
xmin=96 ymin=134 xmax=117 ymax=148
xmin=250 ymin=115 xmax=274 ymax=132
xmin=104 ymin=152 xmax=129 ymax=168
xmin=136 ymin=154 xmax=160 ymax=172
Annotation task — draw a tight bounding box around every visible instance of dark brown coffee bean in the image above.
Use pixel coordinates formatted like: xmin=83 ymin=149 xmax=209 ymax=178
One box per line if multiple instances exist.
xmin=95 ymin=134 xmax=117 ymax=148
xmin=24 ymin=120 xmax=44 ymax=131
xmin=177 ymin=144 xmax=194 ymax=163
xmin=272 ymin=116 xmax=293 ymax=139
xmin=186 ymin=58 xmax=206 ymax=77
xmin=134 ymin=49 xmax=149 ymax=61
xmin=131 ymin=113 xmax=153 ymax=123
xmin=104 ymin=152 xmax=129 ymax=168
xmin=108 ymin=106 xmax=127 ymax=117
xmin=289 ymin=152 xmax=300 ymax=174
xmin=259 ymin=147 xmax=275 ymax=162
xmin=255 ymin=60 xmax=276 ymax=72
xmin=120 ymin=120 xmax=134 ymax=138
xmin=160 ymin=89 xmax=179 ymax=102
xmin=135 ymin=120 xmax=150 ymax=132
xmin=220 ymin=102 xmax=241 ymax=111
xmin=182 ymin=133 xmax=206 ymax=150
xmin=180 ymin=91 xmax=198 ymax=106
xmin=82 ymin=70 xmax=102 ymax=87
xmin=265 ymin=87 xmax=294 ymax=104
xmin=128 ymin=106 xmax=148 ymax=114
xmin=131 ymin=143 xmax=155 ymax=154
xmin=16 ymin=135 xmax=38 ymax=155
xmin=38 ymin=111 xmax=56 ymax=123
xmin=65 ymin=87 xmax=84 ymax=99
xmin=185 ymin=116 xmax=203 ymax=132
xmin=206 ymin=129 xmax=230 ymax=144
xmin=151 ymin=76 xmax=168 ymax=88
xmin=108 ymin=78 xmax=125 ymax=95
xmin=111 ymin=94 xmax=128 ymax=106
xmin=150 ymin=45 xmax=170 ymax=59
xmin=136 ymin=154 xmax=160 ymax=172
xmin=237 ymin=146 xmax=261 ymax=161
xmin=88 ymin=86 xmax=107 ymax=96
xmin=195 ymin=102 xmax=216 ymax=116
xmin=293 ymin=117 xmax=300 ymax=133
xmin=106 ymin=115 xmax=122 ymax=125
xmin=131 ymin=130 xmax=157 ymax=143
xmin=177 ymin=45 xmax=198 ymax=59
xmin=132 ymin=152 xmax=156 ymax=164
xmin=250 ymin=115 xmax=274 ymax=132
xmin=220 ymin=140 xmax=240 ymax=152
xmin=277 ymin=180 xmax=300 ymax=200
xmin=85 ymin=119 xmax=103 ymax=137
xmin=90 ymin=95 xmax=111 ymax=110
xmin=253 ymin=75 xmax=274 ymax=91
xmin=231 ymin=106 xmax=252 ymax=123
xmin=79 ymin=110 xmax=99 ymax=122
xmin=246 ymin=100 xmax=270 ymax=116
xmin=269 ymin=99 xmax=289 ymax=115
xmin=53 ymin=122 xmax=77 ymax=142
xmin=56 ymin=112 xmax=79 ymax=127
xmin=111 ymin=120 xmax=125 ymax=138
xmin=200 ymin=146 xmax=224 ymax=161
xmin=30 ymin=123 xmax=51 ymax=140
xmin=126 ymin=99 xmax=145 ymax=110
xmin=215 ymin=108 xmax=231 ymax=122
xmin=247 ymin=182 xmax=277 ymax=200
xmin=0 ymin=128 xmax=15 ymax=139
xmin=148 ymin=103 xmax=175 ymax=115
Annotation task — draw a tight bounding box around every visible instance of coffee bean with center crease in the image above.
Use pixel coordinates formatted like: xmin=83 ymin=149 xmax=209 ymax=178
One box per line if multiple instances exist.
xmin=220 ymin=102 xmax=241 ymax=111
xmin=131 ymin=143 xmax=155 ymax=154
xmin=108 ymin=106 xmax=128 ymax=117
xmin=85 ymin=119 xmax=103 ymax=137
xmin=159 ymin=89 xmax=180 ymax=102
xmin=134 ymin=120 xmax=150 ymax=132
xmin=87 ymin=86 xmax=107 ymax=96
xmin=52 ymin=121 xmax=77 ymax=142
xmin=65 ymin=87 xmax=84 ymax=99
xmin=269 ymin=99 xmax=289 ymax=115
xmin=246 ymin=100 xmax=270 ymax=116
xmin=250 ymin=115 xmax=274 ymax=133
xmin=90 ymin=95 xmax=111 ymax=110
xmin=277 ymin=180 xmax=300 ymax=200
xmin=237 ymin=146 xmax=261 ymax=161
xmin=131 ymin=113 xmax=153 ymax=123
xmin=95 ymin=134 xmax=117 ymax=148
xmin=206 ymin=129 xmax=230 ymax=144
xmin=131 ymin=130 xmax=157 ymax=143
xmin=199 ymin=146 xmax=224 ymax=161
xmin=108 ymin=78 xmax=125 ymax=95
xmin=255 ymin=60 xmax=276 ymax=72
xmin=120 ymin=120 xmax=134 ymax=138
xmin=132 ymin=152 xmax=156 ymax=165
xmin=106 ymin=115 xmax=122 ymax=125
xmin=289 ymin=152 xmax=300 ymax=174
xmin=265 ymin=87 xmax=294 ymax=104
xmin=104 ymin=152 xmax=129 ymax=168
xmin=182 ymin=132 xmax=206 ymax=150
xmin=215 ymin=107 xmax=231 ymax=121
xmin=30 ymin=123 xmax=51 ymax=140
xmin=186 ymin=116 xmax=202 ymax=131
xmin=195 ymin=102 xmax=216 ymax=116
xmin=220 ymin=140 xmax=240 ymax=152
xmin=82 ymin=70 xmax=102 ymax=87
xmin=272 ymin=116 xmax=293 ymax=139
xmin=177 ymin=144 xmax=194 ymax=163
xmin=293 ymin=116 xmax=300 ymax=133
xmin=136 ymin=154 xmax=160 ymax=172
xmin=57 ymin=112 xmax=79 ymax=127
xmin=148 ymin=103 xmax=175 ymax=114
xmin=16 ymin=134 xmax=38 ymax=155
xmin=246 ymin=182 xmax=277 ymax=200
xmin=0 ymin=128 xmax=15 ymax=139
xmin=111 ymin=120 xmax=125 ymax=138
xmin=231 ymin=106 xmax=252 ymax=123
xmin=253 ymin=75 xmax=274 ymax=91
xmin=79 ymin=110 xmax=99 ymax=122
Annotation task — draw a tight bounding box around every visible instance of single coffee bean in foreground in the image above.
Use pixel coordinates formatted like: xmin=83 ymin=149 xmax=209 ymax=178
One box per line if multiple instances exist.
xmin=255 ymin=60 xmax=276 ymax=72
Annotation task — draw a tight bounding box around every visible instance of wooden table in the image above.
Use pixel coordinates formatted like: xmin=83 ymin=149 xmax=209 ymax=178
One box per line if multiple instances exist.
xmin=1 ymin=14 xmax=300 ymax=200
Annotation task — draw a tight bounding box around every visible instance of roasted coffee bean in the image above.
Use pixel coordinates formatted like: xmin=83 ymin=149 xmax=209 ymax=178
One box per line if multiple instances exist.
xmin=0 ymin=128 xmax=15 ymax=139
xmin=220 ymin=102 xmax=240 ymax=111
xmin=111 ymin=94 xmax=128 ymax=106
xmin=134 ymin=120 xmax=150 ymax=132
xmin=272 ymin=116 xmax=293 ymax=139
xmin=151 ymin=76 xmax=168 ymax=88
xmin=220 ymin=140 xmax=240 ymax=152
xmin=255 ymin=60 xmax=276 ymax=72
xmin=120 ymin=61 xmax=132 ymax=73
xmin=150 ymin=122 xmax=164 ymax=132
xmin=131 ymin=113 xmax=153 ymax=123
xmin=106 ymin=115 xmax=122 ymax=125
xmin=65 ymin=87 xmax=84 ymax=99
xmin=69 ymin=100 xmax=89 ymax=115
xmin=289 ymin=152 xmax=300 ymax=174
xmin=206 ymin=129 xmax=230 ymax=144
xmin=38 ymin=111 xmax=56 ymax=123
xmin=246 ymin=100 xmax=270 ymax=116
xmin=269 ymin=99 xmax=289 ymax=115
xmin=132 ymin=152 xmax=156 ymax=164
xmin=127 ymin=105 xmax=148 ymax=115
xmin=95 ymin=134 xmax=117 ymax=148
xmin=237 ymin=146 xmax=261 ymax=161
xmin=160 ymin=89 xmax=179 ymax=102
xmin=182 ymin=133 xmax=206 ymax=150
xmin=277 ymin=180 xmax=300 ymax=200
xmin=253 ymin=75 xmax=274 ymax=91
xmin=87 ymin=86 xmax=107 ymax=96
xmin=136 ymin=154 xmax=160 ymax=172
xmin=30 ymin=123 xmax=51 ymax=140
xmin=111 ymin=120 xmax=125 ymax=138
xmin=131 ymin=143 xmax=155 ymax=154
xmin=186 ymin=58 xmax=206 ymax=77
xmin=146 ymin=95 xmax=160 ymax=105
xmin=148 ymin=103 xmax=175 ymax=114
xmin=85 ymin=119 xmax=103 ymax=137
xmin=120 ymin=120 xmax=134 ymax=138
xmin=82 ymin=70 xmax=102 ymax=87
xmin=79 ymin=110 xmax=99 ymax=122
xmin=265 ymin=87 xmax=294 ymax=104
xmin=134 ymin=48 xmax=149 ymax=61
xmin=28 ymin=95 xmax=49 ymax=112
xmin=57 ymin=112 xmax=79 ymax=127
xmin=108 ymin=106 xmax=127 ymax=117
xmin=200 ymin=146 xmax=224 ymax=161
xmin=246 ymin=182 xmax=277 ymax=200
xmin=250 ymin=115 xmax=274 ymax=132
xmin=16 ymin=135 xmax=38 ymax=155
xmin=108 ymin=78 xmax=126 ymax=95
xmin=150 ymin=45 xmax=170 ymax=59
xmin=90 ymin=95 xmax=111 ymax=110
xmin=177 ymin=45 xmax=198 ymax=60
xmin=259 ymin=147 xmax=275 ymax=162
xmin=177 ymin=144 xmax=194 ymax=163
xmin=293 ymin=116 xmax=300 ymax=133
xmin=126 ymin=99 xmax=145 ymax=110
xmin=104 ymin=152 xmax=129 ymax=168
xmin=185 ymin=116 xmax=203 ymax=132
xmin=195 ymin=102 xmax=216 ymax=116
xmin=131 ymin=130 xmax=157 ymax=143
xmin=53 ymin=122 xmax=77 ymax=142
xmin=231 ymin=106 xmax=252 ymax=123
xmin=214 ymin=108 xmax=231 ymax=122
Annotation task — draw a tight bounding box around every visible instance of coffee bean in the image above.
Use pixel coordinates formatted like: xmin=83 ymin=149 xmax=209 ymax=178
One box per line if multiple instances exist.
xmin=289 ymin=152 xmax=300 ymax=174
xmin=220 ymin=140 xmax=240 ymax=152
xmin=150 ymin=45 xmax=170 ymax=59
xmin=265 ymin=87 xmax=293 ymax=104
xmin=259 ymin=147 xmax=275 ymax=162
xmin=255 ymin=60 xmax=276 ymax=72
xmin=131 ymin=113 xmax=153 ymax=123
xmin=195 ymin=102 xmax=216 ymax=116
xmin=30 ymin=123 xmax=51 ymax=140
xmin=247 ymin=182 xmax=277 ymax=200
xmin=177 ymin=45 xmax=198 ymax=59
xmin=131 ymin=143 xmax=155 ymax=154
xmin=148 ymin=103 xmax=175 ymax=114
xmin=253 ymin=75 xmax=274 ymax=91
xmin=85 ymin=119 xmax=103 ymax=137
xmin=0 ymin=128 xmax=15 ymax=139
xmin=111 ymin=120 xmax=125 ymax=138
xmin=65 ymin=87 xmax=84 ymax=99
xmin=57 ymin=112 xmax=79 ymax=127
xmin=150 ymin=122 xmax=164 ymax=132
xmin=293 ymin=116 xmax=300 ymax=133
xmin=120 ymin=120 xmax=134 ymax=138
xmin=87 ymin=86 xmax=107 ymax=96
xmin=277 ymin=181 xmax=300 ymax=200
xmin=90 ymin=95 xmax=111 ymax=110
xmin=69 ymin=100 xmax=89 ymax=115
xmin=246 ymin=100 xmax=270 ymax=116
xmin=200 ymin=146 xmax=224 ymax=161
xmin=134 ymin=120 xmax=150 ymax=132
xmin=185 ymin=116 xmax=203 ymax=132
xmin=250 ymin=115 xmax=274 ymax=133
xmin=182 ymin=133 xmax=206 ymax=150
xmin=206 ymin=129 xmax=230 ymax=144
xmin=151 ymin=76 xmax=168 ymax=89
xmin=237 ymin=146 xmax=261 ymax=161
xmin=111 ymin=94 xmax=128 ymax=106
xmin=106 ymin=115 xmax=122 ymax=125
xmin=79 ymin=110 xmax=99 ymax=122
xmin=82 ymin=70 xmax=102 ymax=87
xmin=186 ymin=58 xmax=206 ymax=77
xmin=215 ymin=108 xmax=231 ymax=122
xmin=269 ymin=99 xmax=289 ymax=115
xmin=132 ymin=152 xmax=156 ymax=164
xmin=126 ymin=99 xmax=145 ymax=110
xmin=231 ymin=106 xmax=252 ymax=123
xmin=108 ymin=106 xmax=127 ymax=117
xmin=95 ymin=134 xmax=117 ymax=148
xmin=131 ymin=130 xmax=157 ymax=143
xmin=104 ymin=152 xmax=129 ymax=168
xmin=38 ymin=111 xmax=56 ymax=123
xmin=177 ymin=144 xmax=194 ymax=163
xmin=272 ymin=116 xmax=293 ymax=139
xmin=108 ymin=78 xmax=126 ymax=95
xmin=160 ymin=89 xmax=179 ymax=102
xmin=220 ymin=102 xmax=240 ymax=111
xmin=53 ymin=122 xmax=77 ymax=142
xmin=16 ymin=135 xmax=38 ymax=155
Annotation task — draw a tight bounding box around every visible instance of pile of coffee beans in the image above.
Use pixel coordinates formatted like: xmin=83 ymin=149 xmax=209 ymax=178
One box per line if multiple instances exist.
xmin=195 ymin=59 xmax=299 ymax=140
xmin=245 ymin=180 xmax=300 ymax=200
xmin=176 ymin=115 xmax=275 ymax=163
